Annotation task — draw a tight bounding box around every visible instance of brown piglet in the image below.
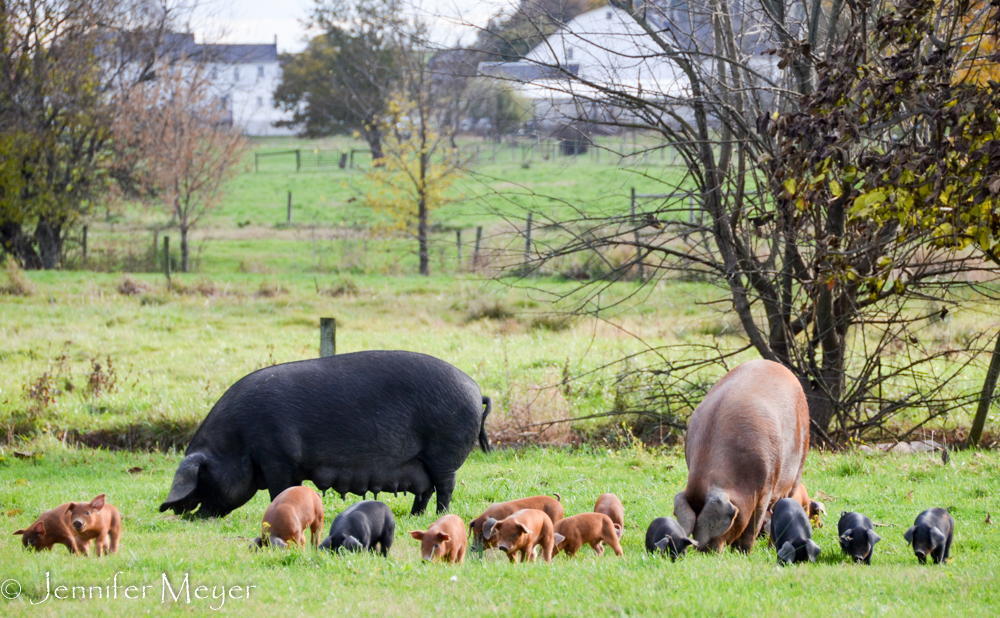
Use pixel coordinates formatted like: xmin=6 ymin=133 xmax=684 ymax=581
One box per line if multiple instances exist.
xmin=481 ymin=508 xmax=561 ymax=563
xmin=594 ymin=493 xmax=625 ymax=531
xmin=252 ymin=486 xmax=325 ymax=549
xmin=469 ymin=494 xmax=563 ymax=548
xmin=554 ymin=513 xmax=624 ymax=557
xmin=66 ymin=494 xmax=122 ymax=556
xmin=13 ymin=504 xmax=79 ymax=554
xmin=791 ymin=483 xmax=826 ymax=528
xmin=410 ymin=514 xmax=467 ymax=564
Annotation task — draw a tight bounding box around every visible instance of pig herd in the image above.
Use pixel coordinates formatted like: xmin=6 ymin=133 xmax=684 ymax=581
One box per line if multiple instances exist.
xmin=12 ymin=357 xmax=958 ymax=567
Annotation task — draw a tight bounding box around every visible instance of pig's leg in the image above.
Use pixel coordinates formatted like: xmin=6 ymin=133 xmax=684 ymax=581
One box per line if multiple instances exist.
xmin=410 ymin=490 xmax=433 ymax=516
xmin=430 ymin=469 xmax=456 ymax=514
xmin=734 ymin=499 xmax=768 ymax=554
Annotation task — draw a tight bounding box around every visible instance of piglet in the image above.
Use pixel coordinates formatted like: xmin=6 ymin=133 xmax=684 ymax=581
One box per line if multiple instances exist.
xmin=594 ymin=493 xmax=624 ymax=531
xmin=770 ymin=498 xmax=820 ymax=565
xmin=904 ymin=507 xmax=954 ymax=565
xmin=469 ymin=494 xmax=563 ymax=548
xmin=837 ymin=511 xmax=881 ymax=564
xmin=252 ymin=486 xmax=324 ymax=549
xmin=66 ymin=494 xmax=122 ymax=556
xmin=792 ymin=483 xmax=826 ymax=528
xmin=319 ymin=500 xmax=394 ymax=556
xmin=410 ymin=514 xmax=467 ymax=564
xmin=645 ymin=517 xmax=698 ymax=561
xmin=13 ymin=504 xmax=79 ymax=554
xmin=553 ymin=513 xmax=623 ymax=557
xmin=482 ymin=508 xmax=561 ymax=563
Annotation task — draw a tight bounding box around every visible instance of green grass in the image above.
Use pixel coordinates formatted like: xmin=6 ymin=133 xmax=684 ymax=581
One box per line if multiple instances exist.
xmin=1 ymin=445 xmax=999 ymax=616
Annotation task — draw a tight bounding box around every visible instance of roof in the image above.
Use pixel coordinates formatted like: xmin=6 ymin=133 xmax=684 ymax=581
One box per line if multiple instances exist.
xmin=198 ymin=43 xmax=278 ymax=64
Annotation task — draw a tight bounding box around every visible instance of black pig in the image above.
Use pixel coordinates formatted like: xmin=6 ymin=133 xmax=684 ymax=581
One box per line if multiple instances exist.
xmin=160 ymin=350 xmax=492 ymax=517
xmin=319 ymin=500 xmax=395 ymax=556
xmin=904 ymin=507 xmax=954 ymax=565
xmin=645 ymin=517 xmax=698 ymax=561
xmin=837 ymin=511 xmax=881 ymax=564
xmin=770 ymin=498 xmax=820 ymax=565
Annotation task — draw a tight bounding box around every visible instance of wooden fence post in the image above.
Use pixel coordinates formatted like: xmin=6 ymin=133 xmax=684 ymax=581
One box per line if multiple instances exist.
xmin=295 ymin=149 xmax=301 ymax=172
xmin=456 ymin=230 xmax=463 ymax=270
xmin=287 ymin=192 xmax=293 ymax=224
xmin=163 ymin=235 xmax=171 ymax=288
xmin=81 ymin=225 xmax=88 ymax=267
xmin=473 ymin=226 xmax=482 ymax=269
xmin=524 ymin=212 xmax=533 ymax=263
xmin=320 ymin=318 xmax=336 ymax=357
xmin=631 ymin=188 xmax=643 ymax=281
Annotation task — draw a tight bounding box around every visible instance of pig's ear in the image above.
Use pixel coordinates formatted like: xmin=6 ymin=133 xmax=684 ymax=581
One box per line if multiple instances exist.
xmin=160 ymin=453 xmax=208 ymax=512
xmin=653 ymin=537 xmax=670 ymax=552
xmin=930 ymin=527 xmax=946 ymax=549
xmin=482 ymin=517 xmax=498 ymax=539
xmin=777 ymin=541 xmax=796 ymax=564
xmin=811 ymin=500 xmax=826 ymax=516
xmin=553 ymin=533 xmax=565 ymax=546
xmin=867 ymin=529 xmax=881 ymax=545
xmin=903 ymin=526 xmax=915 ymax=545
xmin=692 ymin=489 xmax=738 ymax=547
xmin=685 ymin=537 xmax=699 ymax=549
xmin=13 ymin=529 xmax=25 ymax=535
xmin=409 ymin=531 xmax=425 ymax=540
xmin=90 ymin=494 xmax=106 ymax=511
xmin=437 ymin=532 xmax=451 ymax=542
xmin=515 ymin=522 xmax=530 ymax=535
xmin=839 ymin=529 xmax=854 ymax=544
xmin=673 ymin=492 xmax=696 ymax=536
xmin=31 ymin=521 xmax=45 ymax=535
xmin=806 ymin=540 xmax=821 ymax=563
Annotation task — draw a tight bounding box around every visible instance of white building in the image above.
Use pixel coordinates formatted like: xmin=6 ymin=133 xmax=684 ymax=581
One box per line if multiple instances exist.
xmin=132 ymin=32 xmax=294 ymax=137
xmin=198 ymin=40 xmax=295 ymax=137
xmin=480 ymin=5 xmax=781 ymax=133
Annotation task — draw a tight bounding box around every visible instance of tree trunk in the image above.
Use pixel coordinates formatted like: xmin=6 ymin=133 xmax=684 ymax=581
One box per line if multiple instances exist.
xmin=180 ymin=224 xmax=190 ymax=273
xmin=34 ymin=218 xmax=62 ymax=270
xmin=417 ymin=195 xmax=428 ymax=276
xmin=0 ymin=221 xmax=43 ymax=269
xmin=366 ymin=126 xmax=384 ymax=161
xmin=968 ymin=328 xmax=1000 ymax=448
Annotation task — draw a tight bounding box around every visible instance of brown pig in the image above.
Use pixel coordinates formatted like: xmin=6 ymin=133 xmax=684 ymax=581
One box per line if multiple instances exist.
xmin=66 ymin=494 xmax=122 ymax=556
xmin=410 ymin=514 xmax=467 ymax=563
xmin=469 ymin=494 xmax=564 ymax=548
xmin=594 ymin=493 xmax=625 ymax=531
xmin=673 ymin=360 xmax=809 ymax=553
xmin=13 ymin=504 xmax=79 ymax=554
xmin=251 ymin=486 xmax=324 ymax=549
xmin=791 ymin=483 xmax=826 ymax=528
xmin=553 ymin=513 xmax=624 ymax=557
xmin=481 ymin=509 xmax=561 ymax=563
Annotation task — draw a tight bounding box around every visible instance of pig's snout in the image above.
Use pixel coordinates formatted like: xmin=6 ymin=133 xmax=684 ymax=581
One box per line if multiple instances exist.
xmin=497 ymin=543 xmax=509 ymax=552
xmin=915 ymin=550 xmax=927 ymax=563
xmin=73 ymin=520 xmax=84 ymax=531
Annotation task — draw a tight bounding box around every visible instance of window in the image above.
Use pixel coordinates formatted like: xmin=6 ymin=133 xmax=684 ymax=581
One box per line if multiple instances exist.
xmin=210 ymin=67 xmax=218 ymax=80
xmin=606 ymin=10 xmax=613 ymax=19
xmin=233 ymin=67 xmax=239 ymax=81
xmin=256 ymin=96 xmax=263 ymax=107
xmin=257 ymin=65 xmax=265 ymax=78
xmin=566 ymin=47 xmax=574 ymax=60
xmin=219 ymin=95 xmax=229 ymax=109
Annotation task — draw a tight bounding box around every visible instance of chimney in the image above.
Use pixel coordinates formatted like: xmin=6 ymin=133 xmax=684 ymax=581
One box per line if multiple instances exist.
xmin=274 ymin=34 xmax=277 ymax=49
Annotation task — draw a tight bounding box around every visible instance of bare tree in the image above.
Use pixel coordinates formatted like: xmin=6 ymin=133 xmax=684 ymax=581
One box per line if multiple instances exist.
xmin=114 ymin=58 xmax=246 ymax=272
xmin=467 ymin=0 xmax=1000 ymax=441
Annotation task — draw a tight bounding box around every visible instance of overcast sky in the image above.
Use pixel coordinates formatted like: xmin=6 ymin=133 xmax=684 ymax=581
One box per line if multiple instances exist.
xmin=198 ymin=0 xmax=502 ymax=53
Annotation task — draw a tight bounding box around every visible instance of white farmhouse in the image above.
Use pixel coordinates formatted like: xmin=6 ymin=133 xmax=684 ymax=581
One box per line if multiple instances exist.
xmin=480 ymin=4 xmax=781 ymax=133
xmin=198 ymin=39 xmax=295 ymax=137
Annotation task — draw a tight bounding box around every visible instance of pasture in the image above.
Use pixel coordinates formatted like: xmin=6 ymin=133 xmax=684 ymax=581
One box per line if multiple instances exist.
xmin=1 ymin=446 xmax=999 ymax=616
xmin=2 ymin=136 xmax=1000 ymax=616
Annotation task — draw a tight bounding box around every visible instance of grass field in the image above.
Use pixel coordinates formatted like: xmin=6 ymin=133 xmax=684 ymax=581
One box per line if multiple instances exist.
xmin=1 ymin=446 xmax=998 ymax=616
